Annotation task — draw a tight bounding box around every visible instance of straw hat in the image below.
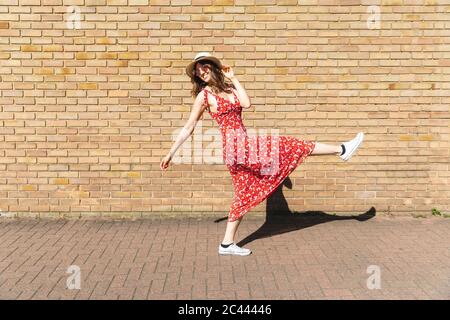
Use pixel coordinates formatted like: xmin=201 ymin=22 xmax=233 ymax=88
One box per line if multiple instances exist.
xmin=185 ymin=52 xmax=223 ymax=78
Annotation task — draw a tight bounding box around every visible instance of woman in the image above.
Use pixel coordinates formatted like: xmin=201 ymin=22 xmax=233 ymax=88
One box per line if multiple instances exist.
xmin=160 ymin=52 xmax=364 ymax=256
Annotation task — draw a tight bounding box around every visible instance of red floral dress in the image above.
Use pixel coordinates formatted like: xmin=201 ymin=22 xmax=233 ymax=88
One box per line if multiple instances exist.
xmin=202 ymin=87 xmax=316 ymax=222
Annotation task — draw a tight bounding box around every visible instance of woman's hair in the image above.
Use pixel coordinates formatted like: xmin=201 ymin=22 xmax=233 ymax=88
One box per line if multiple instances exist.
xmin=189 ymin=61 xmax=235 ymax=98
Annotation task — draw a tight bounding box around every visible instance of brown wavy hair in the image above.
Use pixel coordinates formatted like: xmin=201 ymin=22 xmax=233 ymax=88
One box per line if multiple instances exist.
xmin=189 ymin=60 xmax=235 ymax=98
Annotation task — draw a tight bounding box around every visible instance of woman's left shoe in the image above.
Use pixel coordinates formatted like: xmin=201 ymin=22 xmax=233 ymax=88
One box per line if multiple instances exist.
xmin=218 ymin=243 xmax=252 ymax=256
xmin=340 ymin=132 xmax=364 ymax=161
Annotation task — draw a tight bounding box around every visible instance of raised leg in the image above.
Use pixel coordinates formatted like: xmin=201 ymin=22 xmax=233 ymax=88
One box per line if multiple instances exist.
xmin=310 ymin=142 xmax=341 ymax=155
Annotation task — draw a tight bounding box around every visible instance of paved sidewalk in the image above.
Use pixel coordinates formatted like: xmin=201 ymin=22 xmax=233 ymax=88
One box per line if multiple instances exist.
xmin=0 ymin=213 xmax=449 ymax=300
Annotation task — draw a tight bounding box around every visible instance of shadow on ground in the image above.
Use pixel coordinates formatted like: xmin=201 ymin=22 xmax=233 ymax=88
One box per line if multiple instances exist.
xmin=214 ymin=177 xmax=376 ymax=247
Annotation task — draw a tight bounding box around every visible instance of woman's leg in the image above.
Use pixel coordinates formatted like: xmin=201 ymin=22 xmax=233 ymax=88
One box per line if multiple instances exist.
xmin=222 ymin=216 xmax=243 ymax=244
xmin=310 ymin=142 xmax=341 ymax=155
xmin=219 ymin=216 xmax=251 ymax=255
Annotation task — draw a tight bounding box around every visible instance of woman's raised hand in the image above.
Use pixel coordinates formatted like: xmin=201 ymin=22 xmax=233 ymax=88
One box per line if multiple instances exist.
xmin=222 ymin=65 xmax=234 ymax=80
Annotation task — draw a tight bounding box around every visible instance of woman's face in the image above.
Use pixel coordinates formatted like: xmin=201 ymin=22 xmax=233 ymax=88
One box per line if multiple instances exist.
xmin=194 ymin=62 xmax=211 ymax=83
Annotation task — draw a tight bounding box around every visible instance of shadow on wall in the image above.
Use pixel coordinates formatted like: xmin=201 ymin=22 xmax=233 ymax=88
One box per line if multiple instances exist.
xmin=214 ymin=177 xmax=376 ymax=247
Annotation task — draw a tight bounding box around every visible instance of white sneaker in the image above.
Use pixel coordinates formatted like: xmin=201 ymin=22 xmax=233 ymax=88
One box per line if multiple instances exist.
xmin=340 ymin=132 xmax=364 ymax=161
xmin=218 ymin=243 xmax=252 ymax=256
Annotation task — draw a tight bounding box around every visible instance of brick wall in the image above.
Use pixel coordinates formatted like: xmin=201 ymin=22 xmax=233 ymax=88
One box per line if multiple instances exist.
xmin=0 ymin=0 xmax=449 ymax=219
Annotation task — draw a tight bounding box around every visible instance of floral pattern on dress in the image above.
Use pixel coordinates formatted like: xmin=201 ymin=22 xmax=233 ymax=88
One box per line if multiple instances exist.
xmin=202 ymin=87 xmax=316 ymax=222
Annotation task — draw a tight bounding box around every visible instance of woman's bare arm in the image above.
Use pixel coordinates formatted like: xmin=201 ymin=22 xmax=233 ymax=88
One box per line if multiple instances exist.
xmin=166 ymin=91 xmax=207 ymax=159
xmin=230 ymin=77 xmax=251 ymax=109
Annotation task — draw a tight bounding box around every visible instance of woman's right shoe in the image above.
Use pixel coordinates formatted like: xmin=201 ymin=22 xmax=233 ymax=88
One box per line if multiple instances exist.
xmin=340 ymin=132 xmax=364 ymax=161
xmin=218 ymin=243 xmax=252 ymax=256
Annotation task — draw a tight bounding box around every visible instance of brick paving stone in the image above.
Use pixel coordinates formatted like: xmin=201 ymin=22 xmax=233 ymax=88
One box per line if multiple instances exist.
xmin=0 ymin=216 xmax=448 ymax=299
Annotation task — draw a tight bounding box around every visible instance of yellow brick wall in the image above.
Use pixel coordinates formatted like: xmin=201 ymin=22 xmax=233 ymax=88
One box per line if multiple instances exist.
xmin=0 ymin=1 xmax=449 ymax=218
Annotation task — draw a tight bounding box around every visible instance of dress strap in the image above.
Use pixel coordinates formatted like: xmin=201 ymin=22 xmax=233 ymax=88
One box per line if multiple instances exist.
xmin=202 ymin=88 xmax=209 ymax=108
xmin=231 ymin=88 xmax=238 ymax=101
xmin=203 ymin=88 xmax=215 ymax=97
xmin=229 ymin=88 xmax=240 ymax=105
